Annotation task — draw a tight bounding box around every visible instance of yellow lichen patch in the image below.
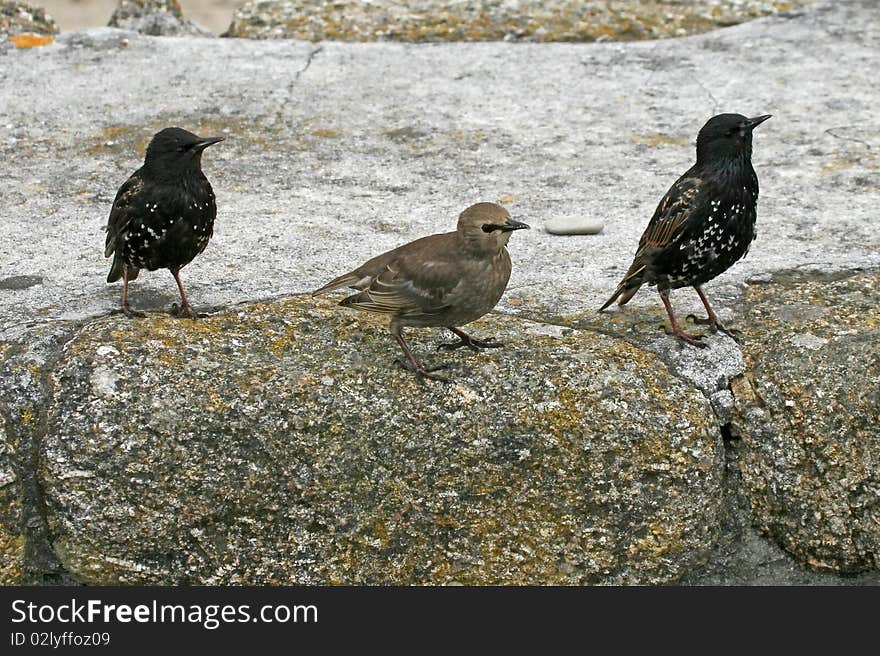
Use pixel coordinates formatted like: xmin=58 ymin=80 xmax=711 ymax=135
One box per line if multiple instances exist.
xmin=496 ymin=195 xmax=519 ymax=204
xmin=631 ymin=133 xmax=690 ymax=148
xmin=311 ymin=128 xmax=339 ymax=139
xmin=628 ymin=521 xmax=684 ymax=558
xmin=85 ymin=117 xmax=273 ymax=158
xmin=0 ymin=527 xmax=24 ymax=585
xmin=8 ymin=34 xmax=54 ymax=49
xmin=227 ymin=1 xmax=816 ymax=43
xmin=529 ymin=388 xmax=585 ymax=439
xmin=819 ymin=152 xmax=856 ymax=176
xmin=19 ymin=407 xmax=34 ymax=427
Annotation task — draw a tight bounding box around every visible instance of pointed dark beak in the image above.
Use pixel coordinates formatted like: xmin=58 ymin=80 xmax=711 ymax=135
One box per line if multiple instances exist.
xmin=501 ymin=219 xmax=530 ymax=232
xmin=193 ymin=136 xmax=225 ymax=151
xmin=744 ymin=115 xmax=772 ymax=131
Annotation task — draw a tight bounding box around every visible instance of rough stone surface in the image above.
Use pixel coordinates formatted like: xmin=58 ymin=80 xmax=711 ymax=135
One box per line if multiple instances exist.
xmin=108 ymin=0 xmax=212 ymax=37
xmin=224 ymin=0 xmax=815 ymax=42
xmin=43 ymin=297 xmax=721 ymax=584
xmin=1 ymin=2 xmax=878 ymax=331
xmin=0 ymin=322 xmax=80 ymax=584
xmin=0 ymin=0 xmax=58 ymax=36
xmin=731 ymin=271 xmax=880 ymax=573
xmin=682 ymin=433 xmax=879 ymax=585
xmin=0 ymin=409 xmax=24 ymax=584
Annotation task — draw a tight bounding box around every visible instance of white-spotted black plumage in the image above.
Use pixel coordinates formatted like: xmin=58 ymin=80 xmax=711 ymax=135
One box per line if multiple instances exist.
xmin=600 ymin=113 xmax=771 ymax=346
xmin=104 ymin=127 xmax=223 ymax=318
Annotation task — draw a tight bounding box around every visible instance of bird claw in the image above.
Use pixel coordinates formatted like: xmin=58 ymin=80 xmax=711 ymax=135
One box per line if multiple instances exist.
xmin=170 ymin=303 xmax=199 ymax=320
xmin=393 ymin=358 xmax=451 ymax=383
xmin=437 ymin=336 xmax=504 ymax=352
xmin=662 ymin=324 xmax=708 ymax=348
xmin=120 ymin=304 xmax=146 ymax=319
xmin=685 ymin=314 xmax=741 ymax=342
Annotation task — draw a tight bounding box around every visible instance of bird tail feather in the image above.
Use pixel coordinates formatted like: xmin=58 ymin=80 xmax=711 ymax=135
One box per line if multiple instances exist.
xmin=312 ymin=272 xmax=361 ymax=297
xmin=598 ymin=265 xmax=646 ymax=312
xmin=106 ymin=254 xmax=125 ymax=283
xmin=106 ymin=255 xmax=139 ymax=284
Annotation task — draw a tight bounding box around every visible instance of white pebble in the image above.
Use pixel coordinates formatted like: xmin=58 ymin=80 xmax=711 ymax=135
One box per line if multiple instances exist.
xmin=544 ymin=217 xmax=605 ymax=235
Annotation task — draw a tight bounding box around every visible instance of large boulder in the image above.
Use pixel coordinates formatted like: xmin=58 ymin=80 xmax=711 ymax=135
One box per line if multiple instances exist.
xmin=731 ymin=271 xmax=880 ymax=573
xmin=0 ymin=0 xmax=57 ymax=36
xmin=0 ymin=409 xmax=23 ymax=584
xmin=108 ymin=0 xmax=212 ymax=37
xmin=42 ymin=296 xmax=722 ymax=584
xmin=223 ymin=0 xmax=813 ymax=42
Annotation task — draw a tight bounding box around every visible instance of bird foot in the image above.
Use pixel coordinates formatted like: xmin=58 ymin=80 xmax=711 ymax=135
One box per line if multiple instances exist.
xmin=120 ymin=304 xmax=146 ymax=319
xmin=170 ymin=303 xmax=199 ymax=320
xmin=437 ymin=336 xmax=504 ymax=352
xmin=685 ymin=314 xmax=742 ymax=342
xmin=393 ymin=358 xmax=451 ymax=383
xmin=662 ymin=324 xmax=708 ymax=348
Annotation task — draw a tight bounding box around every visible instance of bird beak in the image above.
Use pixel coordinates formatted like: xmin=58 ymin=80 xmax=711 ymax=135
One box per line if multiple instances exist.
xmin=500 ymin=219 xmax=530 ymax=232
xmin=193 ymin=136 xmax=225 ymax=151
xmin=744 ymin=115 xmax=772 ymax=131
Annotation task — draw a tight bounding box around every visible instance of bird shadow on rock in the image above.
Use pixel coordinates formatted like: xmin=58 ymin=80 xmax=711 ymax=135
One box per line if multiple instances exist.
xmin=101 ymin=285 xmax=224 ymax=319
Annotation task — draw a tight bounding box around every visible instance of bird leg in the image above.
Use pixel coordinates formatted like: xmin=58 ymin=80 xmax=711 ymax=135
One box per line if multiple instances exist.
xmin=659 ymin=290 xmax=707 ymax=348
xmin=438 ymin=327 xmax=504 ymax=352
xmin=686 ymin=287 xmax=741 ymax=342
xmin=393 ymin=329 xmax=450 ymax=383
xmin=120 ymin=269 xmax=145 ymax=318
xmin=169 ymin=269 xmax=197 ymax=319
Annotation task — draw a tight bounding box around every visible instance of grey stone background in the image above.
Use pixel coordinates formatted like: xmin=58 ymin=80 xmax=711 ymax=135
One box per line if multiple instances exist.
xmin=0 ymin=0 xmax=878 ymax=584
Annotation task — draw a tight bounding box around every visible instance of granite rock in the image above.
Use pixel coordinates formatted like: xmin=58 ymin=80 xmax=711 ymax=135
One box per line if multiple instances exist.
xmin=223 ymin=0 xmax=815 ymax=42
xmin=108 ymin=0 xmax=212 ymax=37
xmin=731 ymin=271 xmax=880 ymax=573
xmin=0 ymin=0 xmax=58 ymax=36
xmin=42 ymin=297 xmax=722 ymax=584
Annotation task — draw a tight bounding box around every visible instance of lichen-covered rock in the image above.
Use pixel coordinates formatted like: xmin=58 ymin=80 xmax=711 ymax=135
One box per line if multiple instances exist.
xmin=42 ymin=296 xmax=721 ymax=584
xmin=731 ymin=271 xmax=880 ymax=573
xmin=0 ymin=411 xmax=23 ymax=584
xmin=552 ymin=301 xmax=746 ymax=428
xmin=0 ymin=0 xmax=58 ymax=36
xmin=223 ymin=0 xmax=813 ymax=42
xmin=108 ymin=0 xmax=212 ymax=37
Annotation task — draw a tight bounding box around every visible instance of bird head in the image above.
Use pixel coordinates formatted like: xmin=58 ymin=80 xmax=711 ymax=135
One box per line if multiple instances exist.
xmin=144 ymin=127 xmax=224 ymax=176
xmin=696 ymin=113 xmax=771 ymax=165
xmin=457 ymin=202 xmax=530 ymax=254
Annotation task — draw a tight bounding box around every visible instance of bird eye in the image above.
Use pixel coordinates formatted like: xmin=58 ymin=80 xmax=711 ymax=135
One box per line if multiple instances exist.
xmin=726 ymin=129 xmax=736 ymax=137
xmin=482 ymin=224 xmax=498 ymax=233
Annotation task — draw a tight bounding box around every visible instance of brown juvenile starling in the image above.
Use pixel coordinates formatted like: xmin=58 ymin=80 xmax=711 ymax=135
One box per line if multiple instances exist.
xmin=104 ymin=127 xmax=224 ymax=318
xmin=600 ymin=113 xmax=771 ymax=346
xmin=313 ymin=202 xmax=530 ymax=381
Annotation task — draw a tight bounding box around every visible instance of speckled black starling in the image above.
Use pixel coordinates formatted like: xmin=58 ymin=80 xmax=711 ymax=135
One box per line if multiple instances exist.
xmin=313 ymin=202 xmax=530 ymax=381
xmin=104 ymin=127 xmax=224 ymax=318
xmin=600 ymin=113 xmax=771 ymax=346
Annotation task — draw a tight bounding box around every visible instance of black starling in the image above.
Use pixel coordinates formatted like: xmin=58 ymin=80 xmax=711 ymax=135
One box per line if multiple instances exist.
xmin=104 ymin=127 xmax=224 ymax=318
xmin=600 ymin=113 xmax=771 ymax=346
xmin=313 ymin=202 xmax=530 ymax=381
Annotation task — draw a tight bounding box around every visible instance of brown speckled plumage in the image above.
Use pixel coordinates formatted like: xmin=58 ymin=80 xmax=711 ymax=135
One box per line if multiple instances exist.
xmin=314 ymin=202 xmax=529 ymax=381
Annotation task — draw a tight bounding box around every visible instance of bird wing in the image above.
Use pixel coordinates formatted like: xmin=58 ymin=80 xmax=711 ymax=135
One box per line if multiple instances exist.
xmin=599 ymin=173 xmax=703 ymax=310
xmin=340 ymin=248 xmax=462 ymax=318
xmin=104 ymin=171 xmax=145 ymax=257
xmin=636 ymin=173 xmax=703 ymax=252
